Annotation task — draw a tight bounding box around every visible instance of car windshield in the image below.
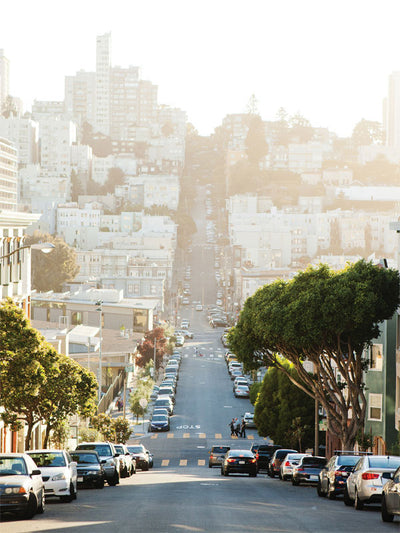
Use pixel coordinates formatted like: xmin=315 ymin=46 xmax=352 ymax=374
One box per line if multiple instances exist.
xmin=127 ymin=446 xmax=145 ymax=454
xmin=77 ymin=444 xmax=112 ymax=456
xmin=152 ymin=415 xmax=168 ymax=421
xmin=302 ymin=457 xmax=326 ymax=467
xmin=0 ymin=457 xmax=27 ymax=475
xmin=71 ymin=453 xmax=99 ymax=465
xmin=28 ymin=452 xmax=66 ymax=467
xmin=155 ymin=400 xmax=170 ymax=406
xmin=337 ymin=456 xmax=363 ymax=467
xmin=212 ymin=447 xmax=230 ymax=454
xmin=368 ymin=457 xmax=400 ymax=469
xmin=114 ymin=446 xmax=124 ymax=454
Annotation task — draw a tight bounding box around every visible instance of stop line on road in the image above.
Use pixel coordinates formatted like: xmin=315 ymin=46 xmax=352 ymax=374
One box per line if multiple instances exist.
xmin=147 ymin=432 xmax=257 ymax=440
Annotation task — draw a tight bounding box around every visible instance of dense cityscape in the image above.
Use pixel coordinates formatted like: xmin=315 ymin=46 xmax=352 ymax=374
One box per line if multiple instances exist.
xmin=1 ymin=21 xmax=400 ymax=532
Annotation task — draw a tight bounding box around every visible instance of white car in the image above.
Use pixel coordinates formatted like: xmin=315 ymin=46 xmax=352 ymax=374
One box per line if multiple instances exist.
xmin=195 ymin=304 xmax=203 ymax=311
xmin=27 ymin=449 xmax=77 ymax=502
xmin=280 ymin=453 xmax=310 ymax=480
xmin=175 ymin=335 xmax=184 ymax=347
xmin=345 ymin=455 xmax=400 ymax=509
xmin=243 ymin=412 xmax=256 ymax=429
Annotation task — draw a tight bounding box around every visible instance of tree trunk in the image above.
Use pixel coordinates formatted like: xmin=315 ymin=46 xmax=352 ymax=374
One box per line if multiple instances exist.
xmin=25 ymin=422 xmax=33 ymax=450
xmin=43 ymin=424 xmax=51 ymax=448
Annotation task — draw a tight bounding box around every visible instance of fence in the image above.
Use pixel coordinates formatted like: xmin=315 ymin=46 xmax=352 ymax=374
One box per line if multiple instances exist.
xmin=97 ymin=371 xmax=125 ymax=414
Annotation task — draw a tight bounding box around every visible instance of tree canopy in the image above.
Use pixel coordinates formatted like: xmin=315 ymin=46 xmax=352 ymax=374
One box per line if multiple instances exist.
xmin=136 ymin=327 xmax=167 ymax=370
xmin=25 ymin=231 xmax=80 ymax=292
xmin=228 ymin=260 xmax=400 ymax=449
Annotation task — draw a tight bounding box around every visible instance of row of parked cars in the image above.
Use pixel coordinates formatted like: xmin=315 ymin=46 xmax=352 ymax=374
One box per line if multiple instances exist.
xmin=149 ymin=350 xmax=182 ymax=432
xmin=225 ymin=352 xmax=250 ymax=398
xmin=0 ymin=441 xmax=154 ymax=520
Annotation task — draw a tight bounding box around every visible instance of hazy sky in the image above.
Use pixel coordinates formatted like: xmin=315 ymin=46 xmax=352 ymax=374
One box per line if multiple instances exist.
xmin=3 ymin=0 xmax=400 ymax=136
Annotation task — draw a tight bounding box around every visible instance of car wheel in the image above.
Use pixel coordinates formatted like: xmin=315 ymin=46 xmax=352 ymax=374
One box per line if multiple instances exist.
xmin=24 ymin=493 xmax=38 ymax=519
xmin=270 ymin=471 xmax=275 ymax=478
xmin=354 ymin=490 xmax=364 ymax=510
xmin=381 ymin=495 xmax=394 ymax=522
xmin=209 ymin=463 xmax=212 ymax=468
xmin=96 ymin=478 xmax=105 ymax=489
xmin=250 ymin=471 xmax=257 ymax=477
xmin=292 ymin=478 xmax=300 ymax=486
xmin=143 ymin=464 xmax=149 ymax=471
xmin=343 ymin=486 xmax=353 ymax=507
xmin=327 ymin=482 xmax=336 ymax=500
xmin=61 ymin=483 xmax=75 ymax=503
xmin=108 ymin=472 xmax=119 ymax=486
xmin=37 ymin=493 xmax=45 ymax=514
xmin=317 ymin=480 xmax=326 ymax=497
xmin=220 ymin=468 xmax=224 ymax=476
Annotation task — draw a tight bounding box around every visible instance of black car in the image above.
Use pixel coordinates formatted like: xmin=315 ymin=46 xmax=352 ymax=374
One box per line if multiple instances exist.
xmin=292 ymin=456 xmax=327 ymax=486
xmin=75 ymin=442 xmax=120 ymax=486
xmin=70 ymin=451 xmax=105 ymax=489
xmin=127 ymin=445 xmax=150 ymax=471
xmin=251 ymin=443 xmax=282 ymax=473
xmin=221 ymin=449 xmax=257 ymax=477
xmin=0 ymin=453 xmax=45 ymax=519
xmin=317 ymin=451 xmax=371 ymax=499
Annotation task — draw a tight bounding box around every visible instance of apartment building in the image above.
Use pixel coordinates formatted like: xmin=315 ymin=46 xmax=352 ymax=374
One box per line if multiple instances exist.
xmin=0 ymin=137 xmax=18 ymax=211
xmin=38 ymin=118 xmax=77 ymax=174
xmin=0 ymin=117 xmax=39 ymax=167
xmin=65 ymin=70 xmax=96 ymax=126
xmin=0 ymin=49 xmax=10 ymax=111
xmin=95 ymin=32 xmax=111 ymax=135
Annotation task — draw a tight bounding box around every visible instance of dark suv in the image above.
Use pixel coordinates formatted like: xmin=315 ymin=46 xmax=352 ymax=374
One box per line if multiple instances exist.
xmin=250 ymin=444 xmax=282 ymax=473
xmin=317 ymin=451 xmax=372 ymax=499
xmin=268 ymin=448 xmax=297 ymax=477
xmin=75 ymin=442 xmax=120 ymax=486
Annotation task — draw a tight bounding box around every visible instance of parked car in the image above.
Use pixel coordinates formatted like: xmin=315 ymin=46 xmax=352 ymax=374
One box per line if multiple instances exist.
xmin=150 ymin=385 xmax=160 ymax=400
xmin=269 ymin=448 xmax=297 ymax=477
xmin=234 ymin=385 xmax=250 ymax=398
xmin=127 ymin=445 xmax=151 ymax=470
xmin=345 ymin=455 xmax=400 ymax=509
xmin=209 ymin=445 xmax=230 ymax=468
xmin=242 ymin=412 xmax=256 ymax=429
xmin=75 ymin=442 xmax=120 ymax=486
xmin=221 ymin=449 xmax=257 ymax=477
xmin=317 ymin=451 xmax=370 ymax=499
xmin=113 ymin=444 xmax=135 ymax=477
xmin=150 ymin=414 xmax=170 ymax=432
xmin=175 ymin=335 xmax=185 ymax=347
xmin=233 ymin=378 xmax=248 ymax=392
xmin=196 ymin=304 xmax=203 ymax=311
xmin=280 ymin=453 xmax=310 ymax=480
xmin=381 ymin=464 xmax=400 ymax=522
xmin=153 ymin=397 xmax=174 ymax=415
xmin=292 ymin=456 xmax=327 ymax=486
xmin=27 ymin=449 xmax=77 ymax=502
xmin=70 ymin=450 xmax=105 ymax=489
xmin=251 ymin=444 xmax=282 ymax=473
xmin=0 ymin=453 xmax=45 ymax=519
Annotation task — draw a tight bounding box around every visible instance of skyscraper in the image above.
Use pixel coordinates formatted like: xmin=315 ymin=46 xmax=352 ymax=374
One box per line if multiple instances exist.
xmin=0 ymin=50 xmax=10 ymax=113
xmin=95 ymin=33 xmax=111 ymax=135
xmin=386 ymin=71 xmax=400 ymax=148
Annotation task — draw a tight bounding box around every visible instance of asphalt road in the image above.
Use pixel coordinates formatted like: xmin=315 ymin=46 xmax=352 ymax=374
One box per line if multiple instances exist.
xmin=3 ymin=187 xmax=397 ymax=531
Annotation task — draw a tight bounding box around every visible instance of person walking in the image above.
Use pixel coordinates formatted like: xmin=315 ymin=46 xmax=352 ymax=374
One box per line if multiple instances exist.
xmin=240 ymin=418 xmax=246 ymax=438
xmin=234 ymin=418 xmax=240 ymax=437
xmin=229 ymin=418 xmax=235 ymax=436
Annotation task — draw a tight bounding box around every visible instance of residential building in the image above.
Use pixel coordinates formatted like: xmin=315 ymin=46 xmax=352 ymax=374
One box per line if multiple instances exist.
xmin=0 ymin=49 xmax=10 ymax=111
xmin=0 ymin=137 xmax=18 ymax=210
xmin=0 ymin=116 xmax=39 ymax=167
xmin=95 ymin=32 xmax=111 ymax=135
xmin=38 ymin=118 xmax=77 ymax=174
xmin=31 ymin=100 xmax=66 ymax=120
xmin=56 ymin=202 xmax=102 ymax=246
xmin=288 ymin=142 xmax=332 ymax=172
xmin=322 ymin=167 xmax=353 ymax=186
xmin=386 ymin=71 xmax=400 ymax=148
xmin=65 ymin=70 xmax=96 ymax=126
xmin=110 ymin=65 xmax=139 ymax=140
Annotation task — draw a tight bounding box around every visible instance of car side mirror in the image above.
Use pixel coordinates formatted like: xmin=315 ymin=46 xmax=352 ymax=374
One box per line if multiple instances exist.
xmin=31 ymin=469 xmax=41 ymax=476
xmin=101 ymin=460 xmax=107 ymax=464
xmin=114 ymin=453 xmax=120 ymax=457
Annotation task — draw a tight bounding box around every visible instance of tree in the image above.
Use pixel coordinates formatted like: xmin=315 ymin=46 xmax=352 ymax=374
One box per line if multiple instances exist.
xmin=254 ymin=364 xmax=314 ymax=450
xmin=289 ymin=113 xmax=314 ymax=144
xmin=70 ymin=169 xmax=85 ymax=202
xmin=102 ymin=167 xmax=125 ymax=194
xmin=245 ymin=114 xmax=268 ymax=165
xmin=228 ymin=260 xmax=400 ymax=449
xmin=24 ymin=231 xmax=80 ymax=292
xmin=136 ymin=327 xmax=167 ymax=370
xmin=1 ymin=95 xmax=18 ymax=118
xmin=352 ymin=119 xmax=384 ymax=146
xmin=113 ymin=417 xmax=131 ymax=444
xmin=91 ymin=413 xmax=115 ymax=441
xmin=161 ymin=121 xmax=175 ymax=137
xmin=129 ymin=381 xmax=152 ymax=423
xmin=0 ymin=299 xmax=58 ymax=449
xmin=41 ymin=354 xmax=97 ymax=447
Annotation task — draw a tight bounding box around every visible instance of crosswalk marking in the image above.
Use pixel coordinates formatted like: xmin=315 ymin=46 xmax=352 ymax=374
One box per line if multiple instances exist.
xmin=179 ymin=459 xmax=187 ymax=466
xmin=183 ymin=433 xmax=190 ymax=438
xmin=161 ymin=459 xmax=169 ymax=466
xmin=167 ymin=433 xmax=174 ymax=439
xmin=198 ymin=433 xmax=206 ymax=438
xmin=151 ymin=434 xmax=158 ymax=439
xmin=215 ymin=433 xmax=222 ymax=439
xmin=146 ymin=433 xmax=257 ymax=440
xmin=247 ymin=434 xmax=254 ymax=439
xmin=198 ymin=459 xmax=205 ymax=466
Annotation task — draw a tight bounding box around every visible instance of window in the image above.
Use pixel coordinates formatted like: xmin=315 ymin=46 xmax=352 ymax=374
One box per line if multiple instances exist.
xmin=368 ymin=393 xmax=382 ymax=421
xmin=370 ymin=344 xmax=383 ymax=371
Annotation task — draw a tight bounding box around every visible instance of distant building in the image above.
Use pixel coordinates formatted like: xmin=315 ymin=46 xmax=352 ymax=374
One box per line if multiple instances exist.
xmin=0 ymin=49 xmax=10 ymax=112
xmin=0 ymin=116 xmax=39 ymax=167
xmin=386 ymin=71 xmax=400 ymax=148
xmin=0 ymin=137 xmax=18 ymax=210
xmin=95 ymin=33 xmax=111 ymax=135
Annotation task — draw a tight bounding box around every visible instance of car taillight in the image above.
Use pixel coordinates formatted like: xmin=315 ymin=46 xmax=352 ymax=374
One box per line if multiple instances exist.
xmin=227 ymin=458 xmax=235 ymax=463
xmin=334 ymin=470 xmax=344 ymax=477
xmin=250 ymin=458 xmax=256 ymax=463
xmin=285 ymin=461 xmax=290 ymax=467
xmin=256 ymin=453 xmax=259 ymax=460
xmin=210 ymin=455 xmax=213 ymax=459
xmin=297 ymin=468 xmax=304 ymax=472
xmin=362 ymin=473 xmax=380 ymax=480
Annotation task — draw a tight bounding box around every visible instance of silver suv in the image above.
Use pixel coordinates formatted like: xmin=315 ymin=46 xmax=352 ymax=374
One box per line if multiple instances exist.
xmin=75 ymin=442 xmax=120 ymax=486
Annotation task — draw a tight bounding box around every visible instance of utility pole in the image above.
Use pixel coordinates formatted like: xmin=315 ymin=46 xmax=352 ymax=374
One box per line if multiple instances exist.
xmin=315 ymin=398 xmax=319 ymax=455
xmin=96 ymin=300 xmax=103 ymax=402
xmin=153 ymin=337 xmax=157 ymax=379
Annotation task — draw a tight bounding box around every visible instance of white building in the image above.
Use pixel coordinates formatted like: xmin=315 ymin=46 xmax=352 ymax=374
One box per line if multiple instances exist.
xmin=65 ymin=70 xmax=96 ymax=127
xmin=57 ymin=202 xmax=102 ymax=245
xmin=288 ymin=142 xmax=332 ymax=173
xmin=0 ymin=117 xmax=39 ymax=168
xmin=95 ymin=33 xmax=111 ymax=135
xmin=0 ymin=137 xmax=18 ymax=211
xmin=386 ymin=71 xmax=400 ymax=148
xmin=0 ymin=50 xmax=10 ymax=111
xmin=39 ymin=118 xmax=77 ymax=174
xmin=322 ymin=168 xmax=353 ymax=186
xmin=119 ymin=175 xmax=180 ymax=210
xmin=92 ymin=154 xmax=114 ymax=185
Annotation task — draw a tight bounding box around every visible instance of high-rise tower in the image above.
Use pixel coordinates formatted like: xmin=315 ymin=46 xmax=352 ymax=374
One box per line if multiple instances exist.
xmin=0 ymin=50 xmax=10 ymax=113
xmin=95 ymin=33 xmax=111 ymax=135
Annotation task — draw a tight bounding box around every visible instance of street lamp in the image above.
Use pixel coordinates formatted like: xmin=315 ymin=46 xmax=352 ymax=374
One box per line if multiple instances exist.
xmin=95 ymin=300 xmax=103 ymax=402
xmin=0 ymin=242 xmax=55 ymax=260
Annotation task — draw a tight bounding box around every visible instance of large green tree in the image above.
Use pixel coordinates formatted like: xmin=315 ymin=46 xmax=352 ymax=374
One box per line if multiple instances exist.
xmin=25 ymin=231 xmax=80 ymax=291
xmin=254 ymin=364 xmax=314 ymax=450
xmin=228 ymin=260 xmax=400 ymax=449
